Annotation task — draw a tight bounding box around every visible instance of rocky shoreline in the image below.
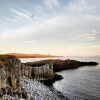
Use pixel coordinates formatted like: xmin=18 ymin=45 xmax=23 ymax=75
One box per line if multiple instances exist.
xmin=0 ymin=55 xmax=98 ymax=100
xmin=1 ymin=77 xmax=67 ymax=100
xmin=40 ymin=74 xmax=63 ymax=85
xmin=0 ymin=55 xmax=66 ymax=100
xmin=25 ymin=59 xmax=98 ymax=72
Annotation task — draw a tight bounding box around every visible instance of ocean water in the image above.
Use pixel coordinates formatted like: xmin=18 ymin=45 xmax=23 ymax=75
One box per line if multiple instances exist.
xmin=20 ymin=57 xmax=100 ymax=100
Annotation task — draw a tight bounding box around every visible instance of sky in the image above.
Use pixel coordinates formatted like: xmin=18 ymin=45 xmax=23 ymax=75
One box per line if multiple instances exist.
xmin=0 ymin=0 xmax=100 ymax=56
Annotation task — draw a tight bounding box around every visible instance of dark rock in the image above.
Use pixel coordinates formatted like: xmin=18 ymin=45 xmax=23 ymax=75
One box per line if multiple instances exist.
xmin=0 ymin=55 xmax=58 ymax=97
xmin=25 ymin=59 xmax=98 ymax=72
xmin=40 ymin=74 xmax=63 ymax=85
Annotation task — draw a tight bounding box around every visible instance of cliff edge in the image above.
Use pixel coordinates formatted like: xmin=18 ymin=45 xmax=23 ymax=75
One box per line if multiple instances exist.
xmin=0 ymin=55 xmax=61 ymax=99
xmin=25 ymin=59 xmax=98 ymax=72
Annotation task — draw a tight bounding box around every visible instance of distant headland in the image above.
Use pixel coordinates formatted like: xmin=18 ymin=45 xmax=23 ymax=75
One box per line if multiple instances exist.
xmin=6 ymin=53 xmax=62 ymax=58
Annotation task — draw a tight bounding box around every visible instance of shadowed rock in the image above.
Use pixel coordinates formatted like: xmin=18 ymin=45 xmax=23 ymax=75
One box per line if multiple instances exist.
xmin=0 ymin=55 xmax=65 ymax=99
xmin=25 ymin=59 xmax=98 ymax=72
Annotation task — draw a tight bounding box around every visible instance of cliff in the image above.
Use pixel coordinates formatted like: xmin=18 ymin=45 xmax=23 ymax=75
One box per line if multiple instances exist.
xmin=25 ymin=59 xmax=98 ymax=72
xmin=0 ymin=55 xmax=56 ymax=99
xmin=0 ymin=55 xmax=21 ymax=91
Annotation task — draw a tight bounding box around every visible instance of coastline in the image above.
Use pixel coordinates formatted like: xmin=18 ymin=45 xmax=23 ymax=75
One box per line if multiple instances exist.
xmin=0 ymin=55 xmax=98 ymax=99
xmin=0 ymin=55 xmax=68 ymax=100
xmin=24 ymin=59 xmax=98 ymax=72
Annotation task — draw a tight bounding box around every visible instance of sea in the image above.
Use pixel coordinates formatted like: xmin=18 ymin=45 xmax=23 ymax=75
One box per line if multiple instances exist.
xmin=20 ymin=56 xmax=100 ymax=100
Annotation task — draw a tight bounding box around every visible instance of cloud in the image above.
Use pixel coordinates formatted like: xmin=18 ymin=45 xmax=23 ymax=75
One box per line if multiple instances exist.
xmin=11 ymin=9 xmax=31 ymax=19
xmin=84 ymin=36 xmax=96 ymax=40
xmin=90 ymin=45 xmax=100 ymax=48
xmin=6 ymin=18 xmax=18 ymax=23
xmin=24 ymin=40 xmax=35 ymax=43
xmin=72 ymin=33 xmax=97 ymax=41
xmin=0 ymin=0 xmax=100 ymax=55
xmin=64 ymin=0 xmax=100 ymax=16
xmin=1 ymin=9 xmax=99 ymax=44
xmin=43 ymin=0 xmax=58 ymax=8
xmin=18 ymin=7 xmax=32 ymax=15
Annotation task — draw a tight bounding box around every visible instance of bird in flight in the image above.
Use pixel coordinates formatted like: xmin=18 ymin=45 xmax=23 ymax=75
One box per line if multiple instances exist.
xmin=31 ymin=14 xmax=34 ymax=17
xmin=23 ymin=14 xmax=34 ymax=20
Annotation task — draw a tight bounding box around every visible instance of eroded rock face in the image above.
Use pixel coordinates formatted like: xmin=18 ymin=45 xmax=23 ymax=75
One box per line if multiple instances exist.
xmin=0 ymin=65 xmax=6 ymax=89
xmin=0 ymin=55 xmax=55 ymax=97
xmin=32 ymin=63 xmax=54 ymax=80
xmin=0 ymin=55 xmax=22 ymax=94
xmin=25 ymin=59 xmax=98 ymax=72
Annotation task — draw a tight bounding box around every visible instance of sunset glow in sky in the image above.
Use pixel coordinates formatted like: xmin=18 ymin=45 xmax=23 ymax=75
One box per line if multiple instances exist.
xmin=0 ymin=0 xmax=100 ymax=56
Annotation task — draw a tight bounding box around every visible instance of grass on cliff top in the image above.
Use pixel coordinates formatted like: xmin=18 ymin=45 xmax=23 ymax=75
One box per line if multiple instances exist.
xmin=0 ymin=55 xmax=9 ymax=65
xmin=0 ymin=55 xmax=8 ymax=60
xmin=0 ymin=60 xmax=7 ymax=65
xmin=0 ymin=54 xmax=17 ymax=65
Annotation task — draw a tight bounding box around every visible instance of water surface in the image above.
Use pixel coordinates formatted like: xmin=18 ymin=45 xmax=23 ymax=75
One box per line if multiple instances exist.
xmin=20 ymin=57 xmax=100 ymax=100
xmin=53 ymin=57 xmax=100 ymax=100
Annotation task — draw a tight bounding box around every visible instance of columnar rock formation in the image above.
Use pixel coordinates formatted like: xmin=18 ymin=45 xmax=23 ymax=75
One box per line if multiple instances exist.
xmin=0 ymin=55 xmax=54 ymax=97
xmin=32 ymin=62 xmax=54 ymax=80
xmin=26 ymin=59 xmax=98 ymax=72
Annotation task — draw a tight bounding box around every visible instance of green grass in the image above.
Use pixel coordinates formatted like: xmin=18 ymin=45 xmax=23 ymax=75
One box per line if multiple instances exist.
xmin=0 ymin=55 xmax=8 ymax=60
xmin=0 ymin=55 xmax=9 ymax=65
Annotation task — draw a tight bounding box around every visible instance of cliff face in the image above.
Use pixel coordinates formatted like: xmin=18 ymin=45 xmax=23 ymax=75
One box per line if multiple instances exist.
xmin=32 ymin=62 xmax=54 ymax=80
xmin=0 ymin=55 xmax=54 ymax=96
xmin=26 ymin=59 xmax=98 ymax=72
xmin=0 ymin=55 xmax=21 ymax=91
